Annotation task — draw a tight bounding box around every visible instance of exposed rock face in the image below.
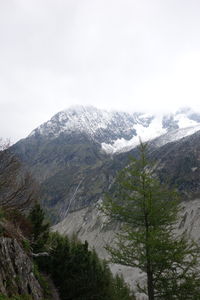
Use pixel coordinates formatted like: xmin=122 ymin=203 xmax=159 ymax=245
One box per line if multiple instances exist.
xmin=0 ymin=237 xmax=43 ymax=299
xmin=53 ymin=199 xmax=116 ymax=258
xmin=53 ymin=199 xmax=200 ymax=256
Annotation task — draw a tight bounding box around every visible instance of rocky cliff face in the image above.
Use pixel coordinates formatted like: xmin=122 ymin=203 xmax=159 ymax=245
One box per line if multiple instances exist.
xmin=0 ymin=237 xmax=43 ymax=299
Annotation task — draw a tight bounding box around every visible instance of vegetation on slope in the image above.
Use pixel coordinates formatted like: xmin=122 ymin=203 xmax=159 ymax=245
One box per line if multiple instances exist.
xmin=0 ymin=202 xmax=134 ymax=300
xmin=29 ymin=203 xmax=135 ymax=300
xmin=0 ymin=143 xmax=134 ymax=299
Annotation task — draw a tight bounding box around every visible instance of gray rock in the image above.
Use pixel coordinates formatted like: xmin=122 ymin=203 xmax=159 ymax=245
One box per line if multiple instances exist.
xmin=0 ymin=237 xmax=43 ymax=299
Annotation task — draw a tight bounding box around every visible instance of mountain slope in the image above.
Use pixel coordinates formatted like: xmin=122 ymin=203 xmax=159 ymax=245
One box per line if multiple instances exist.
xmin=29 ymin=105 xmax=141 ymax=144
xmin=53 ymin=130 xmax=200 ymax=294
xmin=11 ymin=106 xmax=200 ymax=222
xmin=150 ymin=130 xmax=200 ymax=198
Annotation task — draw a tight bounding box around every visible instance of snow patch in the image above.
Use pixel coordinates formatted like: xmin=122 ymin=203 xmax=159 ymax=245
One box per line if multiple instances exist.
xmin=102 ymin=137 xmax=139 ymax=154
xmin=102 ymin=115 xmax=166 ymax=154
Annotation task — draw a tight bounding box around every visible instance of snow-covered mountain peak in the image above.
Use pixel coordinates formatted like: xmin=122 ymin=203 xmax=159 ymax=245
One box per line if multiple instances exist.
xmin=29 ymin=105 xmax=139 ymax=143
xmin=29 ymin=105 xmax=200 ymax=154
xmin=56 ymin=105 xmax=113 ymax=132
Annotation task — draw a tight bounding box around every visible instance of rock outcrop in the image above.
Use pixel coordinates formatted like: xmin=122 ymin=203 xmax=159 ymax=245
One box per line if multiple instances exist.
xmin=0 ymin=237 xmax=43 ymax=299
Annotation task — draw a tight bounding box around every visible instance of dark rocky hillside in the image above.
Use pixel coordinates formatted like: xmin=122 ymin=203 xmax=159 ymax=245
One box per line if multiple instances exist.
xmin=11 ymin=129 xmax=200 ymax=223
xmin=10 ymin=106 xmax=200 ymax=223
xmin=11 ymin=132 xmax=123 ymax=222
xmin=150 ymin=130 xmax=200 ymax=199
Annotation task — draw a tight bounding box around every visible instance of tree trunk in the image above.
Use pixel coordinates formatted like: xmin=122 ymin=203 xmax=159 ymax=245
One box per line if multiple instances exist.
xmin=147 ymin=264 xmax=154 ymax=300
xmin=144 ymin=210 xmax=155 ymax=300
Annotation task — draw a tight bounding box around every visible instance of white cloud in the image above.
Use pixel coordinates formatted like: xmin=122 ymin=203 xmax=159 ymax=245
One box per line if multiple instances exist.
xmin=0 ymin=0 xmax=200 ymax=141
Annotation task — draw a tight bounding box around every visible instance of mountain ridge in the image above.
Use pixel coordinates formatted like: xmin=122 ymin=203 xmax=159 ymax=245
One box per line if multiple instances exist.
xmin=28 ymin=105 xmax=200 ymax=154
xmin=5 ymin=105 xmax=200 ymax=299
xmin=10 ymin=105 xmax=200 ymax=222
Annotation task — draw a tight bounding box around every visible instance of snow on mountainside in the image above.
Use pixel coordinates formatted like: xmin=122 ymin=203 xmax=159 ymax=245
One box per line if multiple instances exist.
xmin=101 ymin=114 xmax=166 ymax=153
xmin=30 ymin=105 xmax=139 ymax=144
xmin=29 ymin=105 xmax=200 ymax=154
xmin=151 ymin=124 xmax=200 ymax=148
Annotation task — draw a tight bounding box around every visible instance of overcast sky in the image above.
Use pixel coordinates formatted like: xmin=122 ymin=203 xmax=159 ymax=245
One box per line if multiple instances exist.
xmin=1 ymin=0 xmax=200 ymax=142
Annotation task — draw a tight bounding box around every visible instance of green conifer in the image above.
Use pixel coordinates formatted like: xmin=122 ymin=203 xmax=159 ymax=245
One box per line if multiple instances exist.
xmin=103 ymin=142 xmax=200 ymax=299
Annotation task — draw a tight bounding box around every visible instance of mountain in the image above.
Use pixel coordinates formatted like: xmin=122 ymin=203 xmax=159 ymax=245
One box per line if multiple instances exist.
xmin=53 ymin=129 xmax=200 ymax=294
xmin=9 ymin=105 xmax=200 ymax=297
xmin=28 ymin=105 xmax=200 ymax=154
xmin=150 ymin=129 xmax=200 ymax=198
xmin=10 ymin=105 xmax=200 ymax=222
xmin=53 ymin=198 xmax=200 ymax=294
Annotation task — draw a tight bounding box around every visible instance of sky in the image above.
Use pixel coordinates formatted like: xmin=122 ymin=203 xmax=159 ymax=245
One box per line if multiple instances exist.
xmin=1 ymin=0 xmax=200 ymax=142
